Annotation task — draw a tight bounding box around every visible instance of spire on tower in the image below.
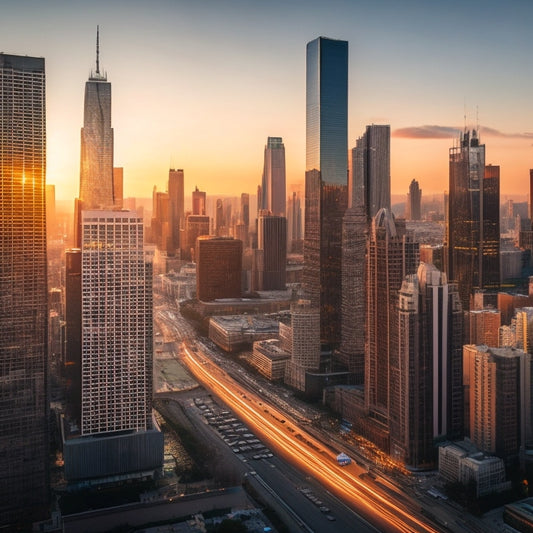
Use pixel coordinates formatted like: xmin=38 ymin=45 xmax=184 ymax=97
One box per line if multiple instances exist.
xmin=96 ymin=25 xmax=100 ymax=75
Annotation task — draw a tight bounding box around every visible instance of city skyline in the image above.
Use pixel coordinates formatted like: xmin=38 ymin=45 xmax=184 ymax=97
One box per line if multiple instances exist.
xmin=2 ymin=0 xmax=532 ymax=203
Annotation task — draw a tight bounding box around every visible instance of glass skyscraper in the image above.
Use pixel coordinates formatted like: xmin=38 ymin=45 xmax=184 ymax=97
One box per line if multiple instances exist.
xmin=261 ymin=136 xmax=286 ymax=216
xmin=0 ymin=53 xmax=49 ymax=527
xmin=303 ymin=36 xmax=348 ymax=346
xmin=79 ymin=29 xmax=114 ymax=210
xmin=446 ymin=130 xmax=500 ymax=310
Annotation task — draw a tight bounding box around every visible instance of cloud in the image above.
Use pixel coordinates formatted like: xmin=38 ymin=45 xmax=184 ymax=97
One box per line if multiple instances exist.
xmin=393 ymin=125 xmax=461 ymax=139
xmin=393 ymin=125 xmax=533 ymax=140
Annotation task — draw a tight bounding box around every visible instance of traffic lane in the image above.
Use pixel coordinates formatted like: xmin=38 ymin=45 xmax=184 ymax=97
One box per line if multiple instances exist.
xmin=251 ymin=456 xmax=378 ymax=533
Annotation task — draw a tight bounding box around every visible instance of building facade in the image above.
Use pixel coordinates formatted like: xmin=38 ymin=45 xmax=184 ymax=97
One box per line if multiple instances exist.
xmin=303 ymin=36 xmax=348 ymax=346
xmin=407 ymin=179 xmax=422 ymax=220
xmin=196 ymin=236 xmax=243 ymax=301
xmin=0 ymin=53 xmax=49 ymax=528
xmin=365 ymin=209 xmax=419 ymax=431
xmin=79 ymin=33 xmax=114 ymax=210
xmin=257 ymin=213 xmax=287 ymax=290
xmin=446 ymin=131 xmax=500 ymax=310
xmin=261 ymin=137 xmax=286 ymax=216
xmin=391 ymin=263 xmax=463 ymax=469
xmin=168 ymin=168 xmax=184 ymax=254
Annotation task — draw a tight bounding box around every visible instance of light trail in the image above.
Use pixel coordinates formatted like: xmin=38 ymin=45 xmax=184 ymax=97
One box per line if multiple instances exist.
xmin=181 ymin=345 xmax=442 ymax=533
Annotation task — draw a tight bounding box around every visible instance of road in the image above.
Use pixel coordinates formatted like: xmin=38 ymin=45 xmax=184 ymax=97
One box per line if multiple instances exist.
xmin=180 ymin=343 xmax=443 ymax=533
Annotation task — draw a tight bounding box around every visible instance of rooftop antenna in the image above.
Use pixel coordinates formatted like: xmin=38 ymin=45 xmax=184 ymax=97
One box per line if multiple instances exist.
xmin=96 ymin=25 xmax=100 ymax=75
xmin=463 ymin=98 xmax=467 ymax=133
xmin=476 ymin=105 xmax=479 ymax=138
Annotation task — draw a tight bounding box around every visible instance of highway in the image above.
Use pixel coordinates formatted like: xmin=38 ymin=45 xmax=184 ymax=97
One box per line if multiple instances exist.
xmin=180 ymin=343 xmax=443 ymax=533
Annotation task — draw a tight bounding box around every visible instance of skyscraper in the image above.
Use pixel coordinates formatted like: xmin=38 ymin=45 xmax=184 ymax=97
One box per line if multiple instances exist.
xmin=168 ymin=168 xmax=184 ymax=254
xmin=0 ymin=53 xmax=49 ymax=527
xmin=64 ymin=33 xmax=163 ymax=483
xmin=303 ymin=36 xmax=348 ymax=345
xmin=351 ymin=124 xmax=391 ymax=220
xmin=261 ymin=137 xmax=286 ymax=216
xmin=256 ymin=213 xmax=287 ymax=290
xmin=79 ymin=28 xmax=114 ymax=210
xmin=366 ymin=209 xmax=419 ymax=430
xmin=391 ymin=263 xmax=463 ymax=469
xmin=339 ymin=124 xmax=390 ymax=379
xmin=407 ymin=178 xmax=422 ymax=220
xmin=196 ymin=237 xmax=243 ymax=301
xmin=446 ymin=130 xmax=500 ymax=310
xmin=192 ymin=186 xmax=206 ymax=215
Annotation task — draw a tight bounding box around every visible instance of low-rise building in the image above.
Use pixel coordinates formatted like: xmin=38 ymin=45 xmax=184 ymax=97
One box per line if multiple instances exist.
xmin=250 ymin=339 xmax=290 ymax=380
xmin=439 ymin=441 xmax=511 ymax=497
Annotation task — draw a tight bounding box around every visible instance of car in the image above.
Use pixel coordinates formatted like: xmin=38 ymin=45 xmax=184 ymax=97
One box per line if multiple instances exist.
xmin=326 ymin=515 xmax=336 ymax=521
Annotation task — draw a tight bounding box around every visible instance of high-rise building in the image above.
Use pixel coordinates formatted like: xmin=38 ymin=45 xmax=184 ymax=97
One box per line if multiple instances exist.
xmin=406 ymin=179 xmax=422 ymax=220
xmin=79 ymin=28 xmax=114 ymax=211
xmin=465 ymin=308 xmax=501 ymax=347
xmin=64 ymin=34 xmax=163 ymax=483
xmin=0 ymin=53 xmax=49 ymax=528
xmin=365 ymin=209 xmax=419 ymax=430
xmin=303 ymin=36 xmax=348 ymax=346
xmin=196 ymin=236 xmax=243 ymax=301
xmin=64 ymin=212 xmax=163 ymax=481
xmin=339 ymin=124 xmax=390 ymax=379
xmin=391 ymin=263 xmax=463 ymax=469
xmin=351 ymin=124 xmax=391 ymax=220
xmin=261 ymin=137 xmax=286 ymax=216
xmin=215 ymin=198 xmax=226 ymax=236
xmin=446 ymin=130 xmax=500 ymax=310
xmin=183 ymin=214 xmax=210 ymax=260
xmin=168 ymin=168 xmax=184 ymax=253
xmin=192 ymin=186 xmax=206 ymax=216
xmin=255 ymin=213 xmax=287 ymax=290
xmin=463 ymin=345 xmax=530 ymax=461
xmin=282 ymin=300 xmax=321 ymax=392
xmin=241 ymin=192 xmax=250 ymax=227
xmin=287 ymin=190 xmax=303 ymax=252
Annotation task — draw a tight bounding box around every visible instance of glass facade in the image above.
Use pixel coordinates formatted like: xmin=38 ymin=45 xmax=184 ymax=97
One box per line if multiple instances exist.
xmin=447 ymin=131 xmax=500 ymax=310
xmin=79 ymin=73 xmax=114 ymax=209
xmin=304 ymin=37 xmax=348 ymax=345
xmin=0 ymin=53 xmax=49 ymax=527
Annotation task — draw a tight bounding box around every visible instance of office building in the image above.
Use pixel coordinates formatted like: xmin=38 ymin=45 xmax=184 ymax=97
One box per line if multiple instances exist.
xmin=351 ymin=124 xmax=391 ymax=220
xmin=287 ymin=190 xmax=303 ymax=252
xmin=338 ymin=124 xmax=390 ymax=379
xmin=391 ymin=263 xmax=463 ymax=469
xmin=303 ymin=36 xmax=348 ymax=345
xmin=0 ymin=53 xmax=49 ymax=528
xmin=241 ymin=192 xmax=250 ymax=227
xmin=183 ymin=214 xmax=210 ymax=261
xmin=168 ymin=168 xmax=184 ymax=253
xmin=64 ymin=37 xmax=163 ymax=483
xmin=192 ymin=186 xmax=206 ymax=215
xmin=463 ymin=345 xmax=530 ymax=462
xmin=406 ymin=179 xmax=422 ymax=220
xmin=283 ymin=300 xmax=321 ymax=392
xmin=79 ymin=29 xmax=114 ymax=210
xmin=446 ymin=131 xmax=500 ymax=310
xmin=365 ymin=209 xmax=419 ymax=431
xmin=64 ymin=211 xmax=162 ymax=481
xmin=256 ymin=213 xmax=287 ymax=290
xmin=465 ymin=308 xmax=501 ymax=347
xmin=260 ymin=137 xmax=286 ymax=216
xmin=196 ymin=236 xmax=243 ymax=301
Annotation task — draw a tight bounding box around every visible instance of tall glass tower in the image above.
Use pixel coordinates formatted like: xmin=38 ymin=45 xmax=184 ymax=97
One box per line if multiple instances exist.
xmin=0 ymin=53 xmax=49 ymax=528
xmin=79 ymin=27 xmax=114 ymax=210
xmin=446 ymin=130 xmax=500 ymax=310
xmin=261 ymin=136 xmax=286 ymax=216
xmin=303 ymin=36 xmax=348 ymax=346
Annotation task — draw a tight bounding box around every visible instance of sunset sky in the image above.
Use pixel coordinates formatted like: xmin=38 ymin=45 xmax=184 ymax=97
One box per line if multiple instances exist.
xmin=2 ymin=0 xmax=532 ymax=203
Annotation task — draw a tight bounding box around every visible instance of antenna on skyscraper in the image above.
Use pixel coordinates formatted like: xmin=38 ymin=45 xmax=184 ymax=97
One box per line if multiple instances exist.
xmin=476 ymin=105 xmax=479 ymax=138
xmin=96 ymin=25 xmax=100 ymax=75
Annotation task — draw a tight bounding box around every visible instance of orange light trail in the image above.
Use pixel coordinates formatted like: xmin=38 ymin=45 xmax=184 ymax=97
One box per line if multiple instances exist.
xmin=181 ymin=345 xmax=441 ymax=533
